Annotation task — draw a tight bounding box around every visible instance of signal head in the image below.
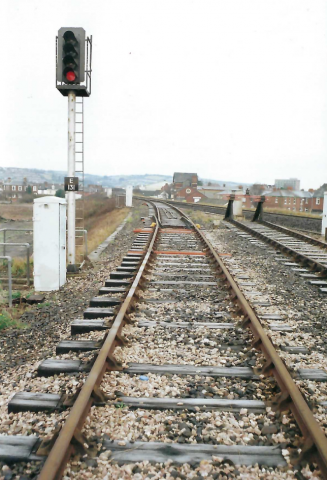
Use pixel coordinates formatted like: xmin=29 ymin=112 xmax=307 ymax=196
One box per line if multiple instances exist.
xmin=57 ymin=27 xmax=85 ymax=85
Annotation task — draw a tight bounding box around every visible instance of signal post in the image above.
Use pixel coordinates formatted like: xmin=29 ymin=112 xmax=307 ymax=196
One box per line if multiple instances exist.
xmin=56 ymin=27 xmax=92 ymax=272
xmin=67 ymin=91 xmax=76 ymax=268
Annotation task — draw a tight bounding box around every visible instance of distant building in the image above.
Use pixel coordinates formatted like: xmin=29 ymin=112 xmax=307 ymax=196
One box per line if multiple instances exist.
xmin=173 ymin=172 xmax=198 ymax=189
xmin=197 ymin=186 xmax=244 ymax=206
xmin=139 ymin=181 xmax=170 ymax=191
xmin=161 ymin=183 xmax=172 ymax=198
xmin=197 ymin=186 xmax=242 ymax=199
xmin=3 ymin=177 xmax=38 ymax=199
xmin=275 ymin=178 xmax=300 ymax=190
xmin=312 ymin=183 xmax=327 ymax=213
xmin=37 ymin=183 xmax=62 ymax=195
xmin=112 ymin=187 xmax=126 ymax=196
xmin=175 ymin=186 xmax=206 ymax=203
xmin=249 ymin=184 xmax=273 ymax=195
xmin=86 ymin=184 xmax=104 ymax=194
xmin=244 ymin=189 xmax=313 ymax=213
xmin=158 ymin=191 xmax=169 ymax=200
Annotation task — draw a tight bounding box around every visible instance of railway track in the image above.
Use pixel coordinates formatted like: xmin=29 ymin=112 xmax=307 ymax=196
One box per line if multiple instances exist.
xmin=225 ymin=219 xmax=327 ymax=291
xmin=0 ymin=201 xmax=327 ymax=479
xmin=153 ymin=198 xmax=323 ymax=234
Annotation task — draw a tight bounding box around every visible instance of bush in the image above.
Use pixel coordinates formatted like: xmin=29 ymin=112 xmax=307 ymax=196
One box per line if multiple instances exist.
xmin=56 ymin=189 xmax=65 ymax=198
xmin=18 ymin=194 xmax=35 ymax=203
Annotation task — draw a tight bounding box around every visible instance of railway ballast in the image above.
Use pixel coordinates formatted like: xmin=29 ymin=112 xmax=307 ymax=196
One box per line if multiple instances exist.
xmin=0 ymin=200 xmax=326 ymax=480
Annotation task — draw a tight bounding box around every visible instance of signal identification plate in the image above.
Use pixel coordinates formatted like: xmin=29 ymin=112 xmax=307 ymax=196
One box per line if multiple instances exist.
xmin=64 ymin=177 xmax=79 ymax=191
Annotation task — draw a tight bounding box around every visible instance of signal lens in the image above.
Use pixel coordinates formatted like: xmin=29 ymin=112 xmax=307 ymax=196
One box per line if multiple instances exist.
xmin=66 ymin=71 xmax=76 ymax=82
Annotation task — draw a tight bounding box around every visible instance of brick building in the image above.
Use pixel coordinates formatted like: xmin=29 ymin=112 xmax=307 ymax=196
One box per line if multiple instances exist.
xmin=244 ymin=186 xmax=327 ymax=214
xmin=175 ymin=186 xmax=206 ymax=203
xmin=312 ymin=183 xmax=327 ymax=213
xmin=3 ymin=178 xmax=38 ymax=199
xmin=172 ymin=172 xmax=198 ymax=195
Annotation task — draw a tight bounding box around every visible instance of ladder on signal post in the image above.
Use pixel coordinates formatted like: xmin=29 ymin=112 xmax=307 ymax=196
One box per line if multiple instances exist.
xmin=75 ymin=97 xmax=85 ymax=265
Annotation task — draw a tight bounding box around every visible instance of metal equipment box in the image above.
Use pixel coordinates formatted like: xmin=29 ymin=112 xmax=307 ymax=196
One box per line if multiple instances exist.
xmin=33 ymin=196 xmax=67 ymax=291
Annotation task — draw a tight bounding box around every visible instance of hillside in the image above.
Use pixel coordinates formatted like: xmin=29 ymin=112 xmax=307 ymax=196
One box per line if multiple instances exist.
xmin=0 ymin=167 xmax=172 ymax=188
xmin=0 ymin=167 xmax=250 ymax=189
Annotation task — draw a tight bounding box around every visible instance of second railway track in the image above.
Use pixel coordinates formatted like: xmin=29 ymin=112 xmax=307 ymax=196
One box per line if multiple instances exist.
xmin=225 ymin=218 xmax=327 ymax=292
xmin=0 ymin=200 xmax=327 ymax=479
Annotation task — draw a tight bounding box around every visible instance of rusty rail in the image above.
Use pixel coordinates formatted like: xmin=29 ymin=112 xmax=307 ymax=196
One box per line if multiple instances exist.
xmin=228 ymin=218 xmax=327 ymax=276
xmin=38 ymin=199 xmax=327 ymax=478
xmin=260 ymin=220 xmax=327 ymax=249
xmin=196 ymin=226 xmax=327 ymax=475
xmin=167 ymin=202 xmax=327 ymax=476
xmin=38 ymin=205 xmax=159 ymax=480
xmin=133 ymin=195 xmax=323 ymax=233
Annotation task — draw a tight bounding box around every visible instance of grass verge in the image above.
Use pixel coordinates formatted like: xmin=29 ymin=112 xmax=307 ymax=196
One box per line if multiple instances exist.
xmin=0 ymin=258 xmax=33 ymax=278
xmin=184 ymin=210 xmax=217 ymax=228
xmin=77 ymin=206 xmax=130 ymax=256
xmin=0 ymin=204 xmax=33 ymax=221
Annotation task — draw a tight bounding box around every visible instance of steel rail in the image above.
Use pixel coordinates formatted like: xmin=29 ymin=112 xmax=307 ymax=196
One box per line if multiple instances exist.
xmin=133 ymin=195 xmax=322 ymax=229
xmin=195 ymin=225 xmax=327 ymax=476
xmin=38 ymin=206 xmax=159 ymax=480
xmin=162 ymin=201 xmax=327 ymax=476
xmin=228 ymin=219 xmax=327 ymax=276
xmin=260 ymin=220 xmax=327 ymax=249
xmin=164 ymin=198 xmax=323 ymax=224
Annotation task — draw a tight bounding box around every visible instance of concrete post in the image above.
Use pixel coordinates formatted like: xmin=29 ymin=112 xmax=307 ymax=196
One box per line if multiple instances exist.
xmin=233 ymin=199 xmax=243 ymax=216
xmin=67 ymin=91 xmax=76 ymax=271
xmin=126 ymin=185 xmax=133 ymax=207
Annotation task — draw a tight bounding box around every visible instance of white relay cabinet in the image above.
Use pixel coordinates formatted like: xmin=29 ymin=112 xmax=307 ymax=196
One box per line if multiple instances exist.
xmin=33 ymin=196 xmax=67 ymax=291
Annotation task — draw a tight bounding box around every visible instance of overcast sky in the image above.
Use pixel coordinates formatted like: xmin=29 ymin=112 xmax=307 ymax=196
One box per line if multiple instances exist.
xmin=1 ymin=0 xmax=327 ymax=189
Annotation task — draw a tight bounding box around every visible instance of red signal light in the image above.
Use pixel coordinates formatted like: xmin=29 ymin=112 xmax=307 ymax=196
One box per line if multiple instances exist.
xmin=66 ymin=71 xmax=76 ymax=82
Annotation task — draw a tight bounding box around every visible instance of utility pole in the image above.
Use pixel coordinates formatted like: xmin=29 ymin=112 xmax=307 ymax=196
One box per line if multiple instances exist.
xmin=56 ymin=27 xmax=92 ymax=272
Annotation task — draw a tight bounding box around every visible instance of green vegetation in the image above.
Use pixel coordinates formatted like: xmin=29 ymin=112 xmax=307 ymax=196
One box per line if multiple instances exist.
xmin=37 ymin=302 xmax=51 ymax=308
xmin=0 ymin=311 xmax=15 ymax=330
xmin=0 ymin=258 xmax=33 ymax=278
xmin=76 ymin=195 xmax=129 ymax=256
xmin=0 ymin=309 xmax=27 ymax=330
xmin=184 ymin=210 xmax=216 ymax=228
xmin=55 ymin=189 xmax=65 ymax=198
